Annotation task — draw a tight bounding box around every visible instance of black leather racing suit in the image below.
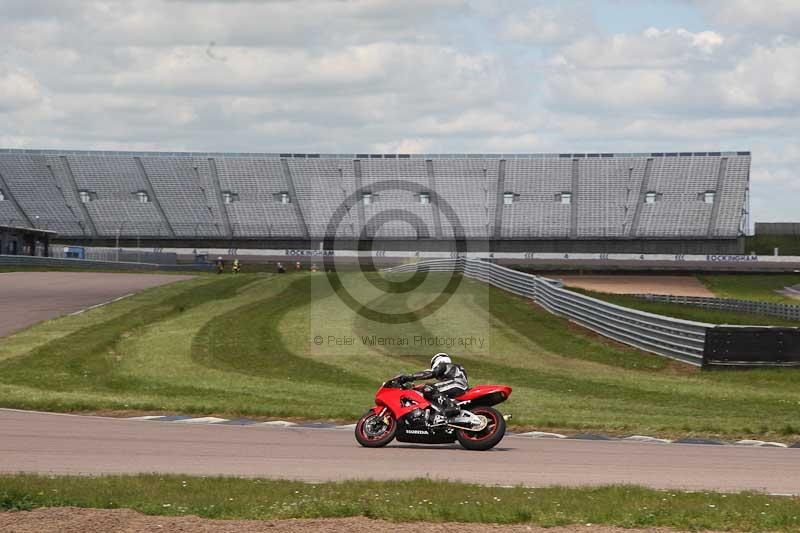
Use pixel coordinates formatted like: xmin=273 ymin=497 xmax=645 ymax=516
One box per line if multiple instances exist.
xmin=405 ymin=363 xmax=468 ymax=416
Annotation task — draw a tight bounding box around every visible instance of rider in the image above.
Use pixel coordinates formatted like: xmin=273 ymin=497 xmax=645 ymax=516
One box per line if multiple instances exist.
xmin=399 ymin=353 xmax=468 ymax=418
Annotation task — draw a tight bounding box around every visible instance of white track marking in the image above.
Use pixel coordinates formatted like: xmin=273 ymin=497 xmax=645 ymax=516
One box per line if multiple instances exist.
xmin=173 ymin=417 xmax=230 ymax=424
xmin=259 ymin=420 xmax=298 ymax=427
xmin=69 ymin=293 xmax=135 ymax=316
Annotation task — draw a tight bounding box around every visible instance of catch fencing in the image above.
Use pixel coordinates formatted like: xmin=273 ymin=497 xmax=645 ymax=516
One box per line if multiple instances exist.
xmin=385 ymin=258 xmax=711 ymax=366
xmin=0 ymin=254 xmax=211 ymax=272
xmin=630 ymin=294 xmax=800 ymax=322
xmin=0 ymin=255 xmax=161 ymax=270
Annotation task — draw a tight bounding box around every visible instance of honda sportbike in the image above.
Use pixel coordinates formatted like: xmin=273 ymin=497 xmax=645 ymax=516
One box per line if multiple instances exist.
xmin=355 ymin=375 xmax=512 ymax=451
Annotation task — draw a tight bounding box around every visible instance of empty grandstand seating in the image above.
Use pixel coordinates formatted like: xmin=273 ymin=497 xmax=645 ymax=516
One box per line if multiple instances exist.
xmin=502 ymin=158 xmax=571 ymax=238
xmin=0 ymin=150 xmax=751 ymax=245
xmin=0 ymin=155 xmax=86 ymax=234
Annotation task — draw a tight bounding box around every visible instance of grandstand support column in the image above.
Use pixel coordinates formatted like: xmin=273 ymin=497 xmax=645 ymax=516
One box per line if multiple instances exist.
xmin=205 ymin=158 xmax=233 ymax=239
xmin=51 ymin=159 xmax=97 ymax=237
xmin=0 ymin=170 xmax=34 ymax=227
xmin=493 ymin=159 xmax=506 ymax=239
xmin=425 ymin=159 xmax=443 ymax=239
xmin=630 ymin=157 xmax=654 ymax=237
xmin=133 ymin=157 xmax=176 ymax=237
xmin=707 ymin=157 xmax=728 ymax=238
xmin=353 ymin=159 xmax=366 ymax=237
xmin=570 ymin=159 xmax=579 ymax=238
xmin=280 ymin=159 xmax=310 ymax=240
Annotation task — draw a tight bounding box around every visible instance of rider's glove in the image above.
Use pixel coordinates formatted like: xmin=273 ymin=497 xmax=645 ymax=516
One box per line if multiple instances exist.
xmin=398 ymin=374 xmax=413 ymax=384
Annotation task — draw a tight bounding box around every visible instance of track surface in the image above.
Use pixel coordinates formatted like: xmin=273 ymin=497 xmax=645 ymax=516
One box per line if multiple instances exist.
xmin=2 ymin=410 xmax=799 ymax=494
xmin=559 ymin=275 xmax=714 ymax=296
xmin=0 ymin=272 xmax=193 ymax=337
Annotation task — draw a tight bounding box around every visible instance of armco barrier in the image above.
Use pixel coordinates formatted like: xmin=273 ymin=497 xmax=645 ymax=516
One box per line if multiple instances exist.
xmin=631 ymin=294 xmax=800 ymax=322
xmin=385 ymin=258 xmax=711 ymax=366
xmin=0 ymin=255 xmax=160 ymax=270
xmin=0 ymin=255 xmax=212 ymax=272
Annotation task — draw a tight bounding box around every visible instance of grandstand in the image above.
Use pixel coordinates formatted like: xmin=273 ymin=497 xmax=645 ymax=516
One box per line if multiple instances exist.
xmin=0 ymin=149 xmax=751 ymax=253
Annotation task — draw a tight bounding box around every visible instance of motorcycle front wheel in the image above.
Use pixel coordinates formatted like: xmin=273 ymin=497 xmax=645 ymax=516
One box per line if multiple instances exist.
xmin=355 ymin=410 xmax=397 ymax=448
xmin=456 ymin=406 xmax=506 ymax=451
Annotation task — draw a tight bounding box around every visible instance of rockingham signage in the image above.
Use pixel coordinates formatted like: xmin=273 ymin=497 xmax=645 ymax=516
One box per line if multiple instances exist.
xmin=285 ymin=249 xmax=335 ymax=257
xmin=76 ymin=246 xmax=800 ymax=264
xmin=705 ymin=255 xmax=759 ymax=262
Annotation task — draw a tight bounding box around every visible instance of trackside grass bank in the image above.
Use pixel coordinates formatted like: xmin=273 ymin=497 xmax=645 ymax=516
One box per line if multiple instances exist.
xmin=700 ymin=274 xmax=800 ymax=305
xmin=2 ymin=475 xmax=800 ymax=531
xmin=2 ymin=272 xmax=800 ymax=441
xmin=569 ymin=288 xmax=799 ymax=327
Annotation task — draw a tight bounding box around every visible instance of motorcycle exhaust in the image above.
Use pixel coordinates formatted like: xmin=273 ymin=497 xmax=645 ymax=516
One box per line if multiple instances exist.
xmin=503 ymin=414 xmax=512 ymax=421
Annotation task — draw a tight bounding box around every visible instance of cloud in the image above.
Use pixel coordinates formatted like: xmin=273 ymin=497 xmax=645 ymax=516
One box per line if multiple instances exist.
xmin=0 ymin=0 xmax=798 ymax=223
xmin=0 ymin=70 xmax=44 ymax=112
xmin=545 ymin=28 xmax=800 ymax=116
xmin=500 ymin=3 xmax=592 ymax=45
xmin=696 ymin=0 xmax=800 ymax=36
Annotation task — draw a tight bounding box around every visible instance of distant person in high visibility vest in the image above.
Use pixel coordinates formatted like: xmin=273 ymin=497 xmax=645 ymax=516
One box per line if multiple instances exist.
xmin=216 ymin=256 xmax=225 ymax=274
xmin=232 ymin=259 xmax=241 ymax=274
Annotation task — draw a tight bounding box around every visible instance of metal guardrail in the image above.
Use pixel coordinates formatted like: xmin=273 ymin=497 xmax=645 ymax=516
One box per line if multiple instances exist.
xmin=385 ymin=258 xmax=711 ymax=366
xmin=630 ymin=294 xmax=800 ymax=322
xmin=0 ymin=255 xmax=212 ymax=272
xmin=0 ymin=255 xmax=161 ymax=270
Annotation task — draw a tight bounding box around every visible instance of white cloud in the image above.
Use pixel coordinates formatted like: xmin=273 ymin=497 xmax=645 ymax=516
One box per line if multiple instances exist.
xmin=553 ymin=27 xmax=725 ymax=69
xmin=0 ymin=0 xmax=798 ymax=222
xmin=0 ymin=70 xmax=44 ymax=112
xmin=501 ymin=3 xmax=591 ymax=45
xmin=697 ymin=0 xmax=800 ymax=36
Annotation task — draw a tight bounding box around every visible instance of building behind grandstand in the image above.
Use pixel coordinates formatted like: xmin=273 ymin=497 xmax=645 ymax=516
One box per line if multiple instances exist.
xmin=0 ymin=149 xmax=750 ymax=254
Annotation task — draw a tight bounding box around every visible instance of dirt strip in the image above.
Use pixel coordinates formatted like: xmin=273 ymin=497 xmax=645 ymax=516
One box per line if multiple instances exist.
xmin=0 ymin=272 xmax=194 ymax=337
xmin=558 ymin=275 xmax=714 ymax=297
xmin=0 ymin=508 xmax=722 ymax=533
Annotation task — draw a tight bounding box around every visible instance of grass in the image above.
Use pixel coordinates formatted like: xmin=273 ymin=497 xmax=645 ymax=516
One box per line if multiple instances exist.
xmin=2 ymin=271 xmax=800 ymax=441
xmin=701 ymin=274 xmax=800 ymax=305
xmin=569 ymin=288 xmax=799 ymax=327
xmin=746 ymin=235 xmax=800 ymax=256
xmin=2 ymin=475 xmax=800 ymax=530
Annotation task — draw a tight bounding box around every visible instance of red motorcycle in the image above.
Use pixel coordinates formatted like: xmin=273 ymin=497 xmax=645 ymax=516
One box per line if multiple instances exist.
xmin=355 ymin=376 xmax=512 ymax=451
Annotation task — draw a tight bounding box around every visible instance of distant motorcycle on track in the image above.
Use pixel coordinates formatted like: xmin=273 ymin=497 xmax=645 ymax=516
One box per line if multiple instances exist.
xmin=355 ymin=375 xmax=512 ymax=451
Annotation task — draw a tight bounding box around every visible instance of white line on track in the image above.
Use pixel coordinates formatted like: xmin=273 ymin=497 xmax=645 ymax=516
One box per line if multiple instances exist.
xmin=68 ymin=293 xmax=135 ymax=316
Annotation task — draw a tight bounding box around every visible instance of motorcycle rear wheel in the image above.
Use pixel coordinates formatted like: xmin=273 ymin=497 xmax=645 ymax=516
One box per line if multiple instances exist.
xmin=355 ymin=410 xmax=397 ymax=448
xmin=455 ymin=406 xmax=506 ymax=451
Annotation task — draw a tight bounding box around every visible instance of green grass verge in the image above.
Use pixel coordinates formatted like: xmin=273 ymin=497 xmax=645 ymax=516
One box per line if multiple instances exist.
xmin=2 ymin=475 xmax=800 ymax=531
xmin=570 ymin=288 xmax=799 ymax=327
xmin=746 ymin=235 xmax=800 ymax=256
xmin=2 ymin=272 xmax=800 ymax=441
xmin=701 ymin=274 xmax=800 ymax=305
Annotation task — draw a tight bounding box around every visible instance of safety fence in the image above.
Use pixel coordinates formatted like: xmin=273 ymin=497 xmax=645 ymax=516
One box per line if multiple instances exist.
xmin=385 ymin=258 xmax=711 ymax=366
xmin=630 ymin=294 xmax=800 ymax=322
xmin=0 ymin=255 xmax=211 ymax=272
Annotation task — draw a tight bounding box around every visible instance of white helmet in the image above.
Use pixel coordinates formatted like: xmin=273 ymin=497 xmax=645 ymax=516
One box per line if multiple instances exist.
xmin=430 ymin=353 xmax=451 ymax=370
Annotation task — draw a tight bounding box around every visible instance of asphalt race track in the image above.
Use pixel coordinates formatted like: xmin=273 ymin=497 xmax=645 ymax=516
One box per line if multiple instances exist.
xmin=0 ymin=272 xmax=194 ymax=337
xmin=2 ymin=410 xmax=799 ymax=495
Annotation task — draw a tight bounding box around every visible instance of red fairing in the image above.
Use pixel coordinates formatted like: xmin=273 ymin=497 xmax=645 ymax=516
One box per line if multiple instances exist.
xmin=455 ymin=385 xmax=512 ymax=403
xmin=373 ymin=387 xmax=432 ymax=419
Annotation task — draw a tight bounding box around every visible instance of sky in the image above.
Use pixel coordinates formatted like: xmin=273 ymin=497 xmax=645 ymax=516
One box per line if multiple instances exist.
xmin=0 ymin=0 xmax=798 ymax=225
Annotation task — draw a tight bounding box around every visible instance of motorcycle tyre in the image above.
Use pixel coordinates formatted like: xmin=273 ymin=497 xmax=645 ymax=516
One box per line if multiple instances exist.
xmin=355 ymin=410 xmax=397 ymax=448
xmin=455 ymin=406 xmax=506 ymax=451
